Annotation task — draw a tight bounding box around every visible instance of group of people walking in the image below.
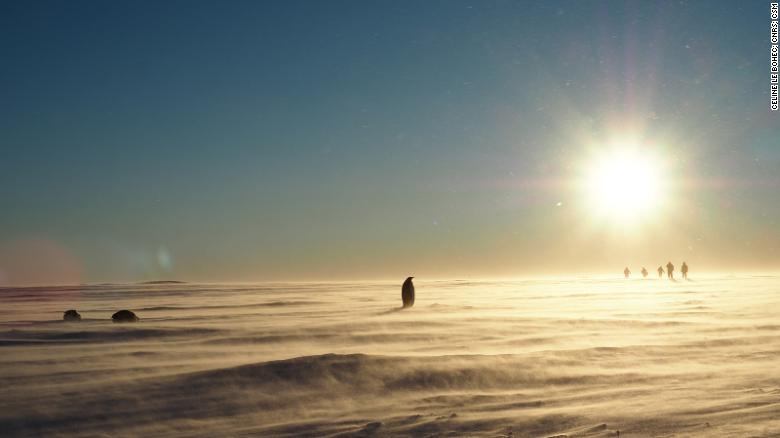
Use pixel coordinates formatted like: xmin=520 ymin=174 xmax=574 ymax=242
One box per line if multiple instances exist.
xmin=623 ymin=261 xmax=689 ymax=279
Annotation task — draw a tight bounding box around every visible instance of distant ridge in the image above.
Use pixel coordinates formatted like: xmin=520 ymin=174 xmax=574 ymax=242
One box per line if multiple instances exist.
xmin=139 ymin=280 xmax=187 ymax=284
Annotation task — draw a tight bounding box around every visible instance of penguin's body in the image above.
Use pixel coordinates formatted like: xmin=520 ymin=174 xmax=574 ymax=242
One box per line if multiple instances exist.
xmin=402 ymin=277 xmax=415 ymax=308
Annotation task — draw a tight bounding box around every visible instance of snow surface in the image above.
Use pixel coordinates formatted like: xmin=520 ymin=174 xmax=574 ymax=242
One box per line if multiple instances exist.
xmin=1 ymin=276 xmax=779 ymax=437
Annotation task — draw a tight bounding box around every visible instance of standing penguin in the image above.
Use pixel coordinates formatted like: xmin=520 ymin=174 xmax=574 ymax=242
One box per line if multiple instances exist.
xmin=402 ymin=276 xmax=415 ymax=308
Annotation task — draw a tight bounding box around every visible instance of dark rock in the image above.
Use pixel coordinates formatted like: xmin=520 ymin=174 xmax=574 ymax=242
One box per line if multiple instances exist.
xmin=63 ymin=310 xmax=81 ymax=321
xmin=112 ymin=310 xmax=139 ymax=323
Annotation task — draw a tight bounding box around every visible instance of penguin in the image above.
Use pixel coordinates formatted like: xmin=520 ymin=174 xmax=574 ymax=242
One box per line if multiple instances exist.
xmin=63 ymin=309 xmax=81 ymax=321
xmin=112 ymin=309 xmax=139 ymax=323
xmin=402 ymin=276 xmax=415 ymax=308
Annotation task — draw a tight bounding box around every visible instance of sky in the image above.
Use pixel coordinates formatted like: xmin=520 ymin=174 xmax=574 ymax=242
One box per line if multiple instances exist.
xmin=1 ymin=0 xmax=778 ymax=285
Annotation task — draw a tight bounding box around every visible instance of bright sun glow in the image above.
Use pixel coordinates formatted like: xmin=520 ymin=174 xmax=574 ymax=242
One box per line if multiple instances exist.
xmin=584 ymin=147 xmax=666 ymax=224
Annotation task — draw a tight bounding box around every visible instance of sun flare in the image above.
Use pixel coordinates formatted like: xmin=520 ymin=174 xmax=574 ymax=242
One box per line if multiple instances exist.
xmin=583 ymin=147 xmax=666 ymax=224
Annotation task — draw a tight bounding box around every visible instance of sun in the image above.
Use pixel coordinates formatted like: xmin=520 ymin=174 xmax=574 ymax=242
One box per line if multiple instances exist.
xmin=583 ymin=147 xmax=666 ymax=224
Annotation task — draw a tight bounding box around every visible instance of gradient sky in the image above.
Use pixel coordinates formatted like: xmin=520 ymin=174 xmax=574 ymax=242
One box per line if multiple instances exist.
xmin=1 ymin=0 xmax=778 ymax=285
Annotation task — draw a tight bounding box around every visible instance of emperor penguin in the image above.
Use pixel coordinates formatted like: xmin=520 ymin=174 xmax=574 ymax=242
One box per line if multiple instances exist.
xmin=402 ymin=276 xmax=415 ymax=308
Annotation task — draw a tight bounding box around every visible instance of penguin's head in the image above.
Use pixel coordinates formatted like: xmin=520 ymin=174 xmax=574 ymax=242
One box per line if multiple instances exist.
xmin=406 ymin=276 xmax=414 ymax=281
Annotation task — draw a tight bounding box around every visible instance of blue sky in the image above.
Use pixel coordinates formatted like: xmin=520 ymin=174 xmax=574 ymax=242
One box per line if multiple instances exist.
xmin=1 ymin=1 xmax=778 ymax=284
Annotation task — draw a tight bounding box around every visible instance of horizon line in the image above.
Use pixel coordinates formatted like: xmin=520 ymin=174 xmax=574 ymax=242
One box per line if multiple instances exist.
xmin=3 ymin=270 xmax=780 ymax=289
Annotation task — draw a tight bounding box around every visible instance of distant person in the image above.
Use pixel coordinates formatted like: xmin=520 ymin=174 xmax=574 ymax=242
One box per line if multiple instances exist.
xmin=666 ymin=261 xmax=674 ymax=279
xmin=641 ymin=267 xmax=648 ymax=278
xmin=681 ymin=262 xmax=689 ymax=279
xmin=657 ymin=266 xmax=664 ymax=278
xmin=623 ymin=267 xmax=631 ymax=278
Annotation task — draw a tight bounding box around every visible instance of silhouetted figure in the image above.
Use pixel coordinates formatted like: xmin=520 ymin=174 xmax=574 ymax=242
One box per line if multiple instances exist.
xmin=641 ymin=267 xmax=648 ymax=278
xmin=657 ymin=266 xmax=664 ymax=278
xmin=681 ymin=261 xmax=689 ymax=279
xmin=63 ymin=309 xmax=81 ymax=321
xmin=402 ymin=277 xmax=415 ymax=308
xmin=623 ymin=267 xmax=631 ymax=278
xmin=112 ymin=310 xmax=139 ymax=323
xmin=666 ymin=261 xmax=674 ymax=279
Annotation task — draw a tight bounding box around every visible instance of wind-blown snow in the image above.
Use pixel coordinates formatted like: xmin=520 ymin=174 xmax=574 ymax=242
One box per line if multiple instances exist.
xmin=1 ymin=277 xmax=779 ymax=437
